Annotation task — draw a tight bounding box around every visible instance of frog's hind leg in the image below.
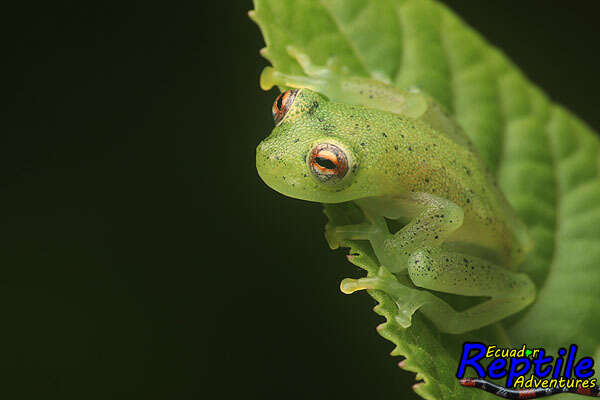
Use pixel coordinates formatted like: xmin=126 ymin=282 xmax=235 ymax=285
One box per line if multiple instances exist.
xmin=343 ymin=250 xmax=535 ymax=334
xmin=407 ymin=248 xmax=535 ymax=334
xmin=334 ymin=193 xmax=535 ymax=334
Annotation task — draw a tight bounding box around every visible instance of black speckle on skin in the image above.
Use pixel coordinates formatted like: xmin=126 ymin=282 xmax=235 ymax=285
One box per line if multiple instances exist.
xmin=303 ymin=174 xmax=308 ymax=178
xmin=369 ymin=95 xmax=373 ymax=99
xmin=408 ymin=146 xmax=412 ymax=151
xmin=352 ymin=164 xmax=358 ymax=173
xmin=425 ymin=178 xmax=429 ymax=183
xmin=293 ymin=138 xmax=299 ymax=143
xmin=394 ymin=145 xmax=398 ymax=151
xmin=360 ymin=142 xmax=365 ymax=147
xmin=382 ymin=132 xmax=387 ymax=138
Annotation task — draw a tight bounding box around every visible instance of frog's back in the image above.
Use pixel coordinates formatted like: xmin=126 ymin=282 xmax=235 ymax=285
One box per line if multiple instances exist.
xmin=331 ymin=101 xmax=530 ymax=268
xmin=437 ymin=137 xmax=533 ymax=269
xmin=390 ymin=118 xmax=532 ymax=268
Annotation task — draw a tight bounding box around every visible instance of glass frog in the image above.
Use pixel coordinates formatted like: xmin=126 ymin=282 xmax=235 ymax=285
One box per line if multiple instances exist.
xmin=256 ymin=48 xmax=535 ymax=334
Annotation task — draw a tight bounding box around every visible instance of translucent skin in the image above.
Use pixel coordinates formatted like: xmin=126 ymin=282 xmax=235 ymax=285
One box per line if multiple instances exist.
xmin=256 ymin=55 xmax=535 ymax=333
xmin=257 ymin=88 xmax=530 ymax=267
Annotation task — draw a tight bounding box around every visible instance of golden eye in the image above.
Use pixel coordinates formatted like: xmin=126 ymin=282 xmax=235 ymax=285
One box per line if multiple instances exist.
xmin=271 ymin=89 xmax=298 ymax=125
xmin=308 ymin=143 xmax=349 ymax=183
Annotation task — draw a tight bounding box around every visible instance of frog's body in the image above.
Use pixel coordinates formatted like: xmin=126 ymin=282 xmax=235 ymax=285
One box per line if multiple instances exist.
xmin=256 ymin=49 xmax=535 ymax=334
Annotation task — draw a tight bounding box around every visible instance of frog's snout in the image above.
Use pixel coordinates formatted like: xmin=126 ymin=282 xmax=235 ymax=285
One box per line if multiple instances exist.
xmin=256 ymin=138 xmax=305 ymax=199
xmin=255 ymin=139 xmax=281 ymax=187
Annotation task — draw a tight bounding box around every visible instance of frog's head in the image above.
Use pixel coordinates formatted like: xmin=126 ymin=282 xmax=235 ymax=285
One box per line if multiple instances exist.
xmin=257 ymin=88 xmax=372 ymax=203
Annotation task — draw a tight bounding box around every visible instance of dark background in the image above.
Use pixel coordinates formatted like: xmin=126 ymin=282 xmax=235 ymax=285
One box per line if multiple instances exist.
xmin=2 ymin=1 xmax=600 ymax=399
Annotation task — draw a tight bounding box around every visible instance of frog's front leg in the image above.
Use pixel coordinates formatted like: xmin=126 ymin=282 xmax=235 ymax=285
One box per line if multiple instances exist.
xmin=329 ymin=193 xmax=464 ymax=273
xmin=261 ymin=47 xmax=475 ymax=148
xmin=260 ymin=46 xmax=429 ymax=119
xmin=325 ymin=210 xmax=401 ymax=269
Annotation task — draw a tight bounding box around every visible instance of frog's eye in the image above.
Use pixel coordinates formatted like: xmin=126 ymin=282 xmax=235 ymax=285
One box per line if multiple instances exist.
xmin=308 ymin=143 xmax=349 ymax=183
xmin=272 ymin=89 xmax=299 ymax=125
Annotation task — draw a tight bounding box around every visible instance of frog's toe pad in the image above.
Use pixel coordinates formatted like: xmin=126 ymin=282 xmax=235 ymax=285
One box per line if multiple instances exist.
xmin=259 ymin=67 xmax=277 ymax=91
xmin=395 ymin=310 xmax=414 ymax=328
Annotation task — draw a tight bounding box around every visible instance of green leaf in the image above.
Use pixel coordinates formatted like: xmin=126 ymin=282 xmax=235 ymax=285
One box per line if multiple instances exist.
xmin=251 ymin=0 xmax=600 ymax=398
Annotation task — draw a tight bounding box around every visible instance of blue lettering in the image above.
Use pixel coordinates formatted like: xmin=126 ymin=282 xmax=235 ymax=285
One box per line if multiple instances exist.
xmin=507 ymin=358 xmax=531 ymax=387
xmin=574 ymin=358 xmax=595 ymax=378
xmin=553 ymin=348 xmax=566 ymax=379
xmin=564 ymin=344 xmax=577 ymax=378
xmin=532 ymin=349 xmax=553 ymax=378
xmin=456 ymin=343 xmax=486 ymax=378
xmin=488 ymin=358 xmax=507 ymax=379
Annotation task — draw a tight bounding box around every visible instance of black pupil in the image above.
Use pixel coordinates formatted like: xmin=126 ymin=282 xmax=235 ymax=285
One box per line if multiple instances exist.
xmin=276 ymin=93 xmax=284 ymax=111
xmin=315 ymin=157 xmax=336 ymax=170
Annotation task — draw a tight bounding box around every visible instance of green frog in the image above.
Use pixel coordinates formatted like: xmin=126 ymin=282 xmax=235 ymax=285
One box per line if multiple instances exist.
xmin=256 ymin=48 xmax=535 ymax=334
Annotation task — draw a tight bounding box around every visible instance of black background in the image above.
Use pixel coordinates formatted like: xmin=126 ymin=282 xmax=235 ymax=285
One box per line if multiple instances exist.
xmin=3 ymin=1 xmax=600 ymax=399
